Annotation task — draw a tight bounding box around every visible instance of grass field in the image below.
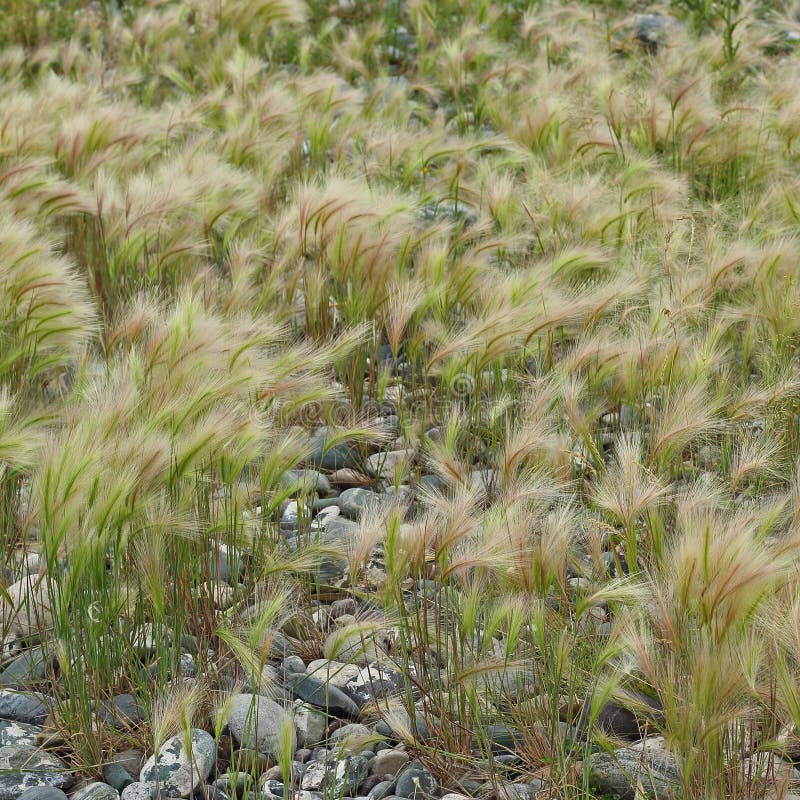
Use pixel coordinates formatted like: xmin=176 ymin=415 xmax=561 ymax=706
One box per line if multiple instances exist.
xmin=3 ymin=0 xmax=800 ymax=798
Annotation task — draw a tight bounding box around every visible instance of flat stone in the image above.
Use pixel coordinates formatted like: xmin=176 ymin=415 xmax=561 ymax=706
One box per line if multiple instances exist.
xmin=306 ymin=661 xmax=361 ymax=690
xmin=0 ymin=743 xmax=74 ymax=800
xmin=0 ymin=719 xmax=41 ymax=747
xmin=226 ymin=695 xmax=296 ymax=760
xmin=365 ymin=451 xmax=414 ymax=481
xmin=287 ymin=674 xmax=360 ymax=719
xmin=588 ymin=738 xmax=681 ymax=800
xmin=0 ymin=691 xmax=50 ymax=724
xmin=16 ymin=789 xmax=68 ymax=800
xmin=139 ymin=729 xmax=215 ymax=798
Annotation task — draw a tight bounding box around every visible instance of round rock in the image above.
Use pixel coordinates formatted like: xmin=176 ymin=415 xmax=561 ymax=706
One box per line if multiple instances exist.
xmin=226 ymin=695 xmax=296 ymax=760
xmin=139 ymin=730 xmax=215 ymax=798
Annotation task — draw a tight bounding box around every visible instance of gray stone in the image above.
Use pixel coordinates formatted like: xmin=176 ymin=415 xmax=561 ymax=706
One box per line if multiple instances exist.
xmin=365 ymin=451 xmax=414 ymax=481
xmin=0 ymin=691 xmax=50 ymax=724
xmin=101 ymin=764 xmax=133 ymax=793
xmin=344 ymin=665 xmax=405 ymax=707
xmin=0 ymin=577 xmax=54 ymax=638
xmin=375 ymin=711 xmax=430 ymax=742
xmin=0 ymin=719 xmax=41 ymax=747
xmin=16 ymin=789 xmax=68 ymax=800
xmin=287 ymin=674 xmax=360 ymax=719
xmin=338 ymin=489 xmax=384 ymax=520
xmin=318 ymin=517 xmax=359 ymax=541
xmin=305 ymin=429 xmax=365 ymax=472
xmin=582 ymin=691 xmax=661 ymax=741
xmin=282 ymin=470 xmax=333 ymax=498
xmin=0 ymin=646 xmax=50 ymax=689
xmin=226 ymin=695 xmax=296 ymax=760
xmin=634 ymin=14 xmax=671 ymax=51
xmin=208 ymin=546 xmax=244 ymax=585
xmin=71 ymin=783 xmax=120 ymax=800
xmin=371 ymin=749 xmax=409 ymax=777
xmin=107 ymin=750 xmax=144 ymax=780
xmin=139 ymin=730 xmax=215 ymax=798
xmin=588 ymin=738 xmax=681 ymax=800
xmin=0 ymin=744 xmax=73 ymax=800
xmin=496 ymin=783 xmax=545 ymax=800
xmin=301 ymin=756 xmax=369 ymax=795
xmin=294 ymin=702 xmax=328 ymax=748
xmin=368 ymin=781 xmax=395 ymax=800
xmin=472 ymin=724 xmax=523 ymax=755
xmin=97 ymin=695 xmax=144 ymax=730
xmin=395 ymin=764 xmax=437 ymax=799
xmin=329 ymin=724 xmax=374 ymax=753
xmin=283 ymin=656 xmax=306 ymax=675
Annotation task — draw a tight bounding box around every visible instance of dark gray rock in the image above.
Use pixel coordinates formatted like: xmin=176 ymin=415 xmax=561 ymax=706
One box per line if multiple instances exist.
xmin=581 ymin=691 xmax=662 ymax=741
xmin=139 ymin=730 xmax=215 ymax=798
xmin=97 ymin=695 xmax=144 ymax=730
xmin=107 ymin=750 xmax=144 ymax=780
xmin=0 ymin=646 xmax=50 ymax=689
xmin=0 ymin=691 xmax=50 ymax=725
xmin=0 ymin=744 xmax=73 ymax=800
xmin=102 ymin=764 xmax=134 ymax=793
xmin=305 ymin=429 xmax=365 ymax=472
xmin=226 ymin=694 xmax=296 ymax=759
xmin=368 ymin=781 xmax=395 ymax=800
xmin=287 ymin=674 xmax=360 ymax=719
xmin=471 ymin=724 xmax=523 ymax=755
xmin=282 ymin=656 xmax=306 ymax=675
xmin=395 ymin=763 xmax=437 ymax=799
xmin=634 ymin=14 xmax=671 ymax=51
xmin=588 ymin=738 xmax=681 ymax=799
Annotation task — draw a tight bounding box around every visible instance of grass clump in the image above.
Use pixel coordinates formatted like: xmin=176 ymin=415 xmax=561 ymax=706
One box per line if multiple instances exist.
xmin=4 ymin=1 xmax=800 ymax=799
